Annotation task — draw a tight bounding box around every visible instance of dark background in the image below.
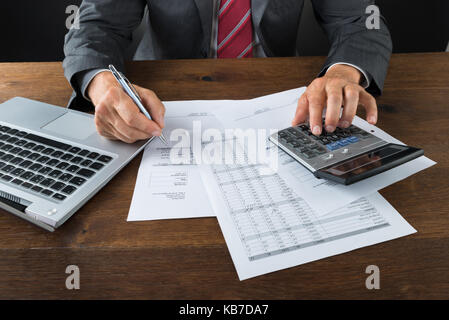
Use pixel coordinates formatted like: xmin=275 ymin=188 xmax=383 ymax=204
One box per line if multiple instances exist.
xmin=0 ymin=0 xmax=448 ymax=62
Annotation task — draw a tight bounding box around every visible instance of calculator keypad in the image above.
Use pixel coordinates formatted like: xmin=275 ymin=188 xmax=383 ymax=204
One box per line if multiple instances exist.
xmin=276 ymin=123 xmax=372 ymax=160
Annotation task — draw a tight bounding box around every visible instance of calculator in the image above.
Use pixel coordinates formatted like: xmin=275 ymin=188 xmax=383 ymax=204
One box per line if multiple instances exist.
xmin=269 ymin=121 xmax=423 ymax=185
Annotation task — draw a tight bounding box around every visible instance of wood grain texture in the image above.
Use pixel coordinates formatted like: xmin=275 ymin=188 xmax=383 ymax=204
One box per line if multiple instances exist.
xmin=0 ymin=53 xmax=448 ymax=299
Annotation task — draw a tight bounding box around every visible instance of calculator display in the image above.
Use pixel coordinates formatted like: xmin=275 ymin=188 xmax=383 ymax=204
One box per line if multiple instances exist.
xmin=316 ymin=144 xmax=424 ymax=185
xmin=324 ymin=145 xmax=406 ymax=176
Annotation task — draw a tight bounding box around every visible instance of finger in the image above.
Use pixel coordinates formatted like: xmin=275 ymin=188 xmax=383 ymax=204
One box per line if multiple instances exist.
xmin=112 ymin=111 xmax=153 ymax=143
xmin=359 ymin=90 xmax=378 ymax=124
xmin=324 ymin=83 xmax=344 ymax=132
xmin=292 ymin=93 xmax=309 ymax=126
xmin=115 ymin=93 xmax=162 ymax=136
xmin=340 ymin=85 xmax=360 ymax=128
xmin=136 ymin=86 xmax=166 ymax=129
xmin=307 ymin=91 xmax=326 ymax=135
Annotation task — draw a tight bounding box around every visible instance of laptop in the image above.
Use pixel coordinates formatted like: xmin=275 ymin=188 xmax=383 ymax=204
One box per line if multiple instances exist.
xmin=0 ymin=97 xmax=152 ymax=231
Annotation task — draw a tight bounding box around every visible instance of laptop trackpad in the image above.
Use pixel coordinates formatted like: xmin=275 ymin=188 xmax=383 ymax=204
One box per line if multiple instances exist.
xmin=42 ymin=112 xmax=97 ymax=140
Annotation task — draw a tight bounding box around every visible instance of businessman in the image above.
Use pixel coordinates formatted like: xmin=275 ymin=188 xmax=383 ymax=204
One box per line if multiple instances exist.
xmin=64 ymin=0 xmax=392 ymax=143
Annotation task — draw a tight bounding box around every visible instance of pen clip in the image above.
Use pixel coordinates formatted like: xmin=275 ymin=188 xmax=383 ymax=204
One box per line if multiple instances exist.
xmin=122 ymin=75 xmax=143 ymax=102
xmin=108 ymin=64 xmax=142 ymax=102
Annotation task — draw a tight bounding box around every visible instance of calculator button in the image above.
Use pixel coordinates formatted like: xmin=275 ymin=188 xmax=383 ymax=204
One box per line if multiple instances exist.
xmin=337 ymin=140 xmax=350 ymax=147
xmin=326 ymin=142 xmax=340 ymax=151
xmin=348 ymin=136 xmax=359 ymax=143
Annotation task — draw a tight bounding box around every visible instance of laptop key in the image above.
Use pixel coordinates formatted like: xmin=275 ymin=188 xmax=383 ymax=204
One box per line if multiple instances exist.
xmin=19 ymin=150 xmax=32 ymax=157
xmin=2 ymin=165 xmax=15 ymax=173
xmin=22 ymin=182 xmax=33 ymax=189
xmin=61 ymin=153 xmax=73 ymax=161
xmin=50 ymin=182 xmax=65 ymax=191
xmin=40 ymin=178 xmax=55 ymax=187
xmin=11 ymin=157 xmax=24 ymax=165
xmin=80 ymin=159 xmax=92 ymax=167
xmin=24 ymin=134 xmax=72 ymax=151
xmin=1 ymin=175 xmax=13 ymax=181
xmin=41 ymin=189 xmax=53 ymax=197
xmin=0 ymin=127 xmax=10 ymax=132
xmin=67 ymin=165 xmax=80 ymax=173
xmin=59 ymin=173 xmax=73 ymax=182
xmin=42 ymin=148 xmax=55 ymax=155
xmin=87 ymin=152 xmax=99 ymax=159
xmin=10 ymin=147 xmax=23 ymax=154
xmin=38 ymin=166 xmax=52 ymax=175
xmin=24 ymin=142 xmax=36 ymax=149
xmin=7 ymin=129 xmax=19 ymax=135
xmin=62 ymin=185 xmax=77 ymax=194
xmin=47 ymin=159 xmax=60 ymax=167
xmin=15 ymin=140 xmax=28 ymax=146
xmin=69 ymin=176 xmax=86 ymax=186
xmin=51 ymin=150 xmax=64 ymax=158
xmin=30 ymin=175 xmax=45 ymax=183
xmin=71 ymin=156 xmax=83 ymax=164
xmin=31 ymin=185 xmax=43 ymax=193
xmin=77 ymin=168 xmax=95 ymax=178
xmin=12 ymin=178 xmax=23 ymax=185
xmin=37 ymin=156 xmax=50 ymax=163
xmin=53 ymin=193 xmax=67 ymax=201
xmin=49 ymin=170 xmax=63 ymax=179
xmin=56 ymin=162 xmax=70 ymax=170
xmin=11 ymin=168 xmax=25 ymax=176
xmin=78 ymin=149 xmax=90 ymax=156
xmin=19 ymin=160 xmax=33 ymax=168
xmin=68 ymin=147 xmax=81 ymax=154
xmin=1 ymin=154 xmax=14 ymax=162
xmin=33 ymin=145 xmax=46 ymax=152
xmin=0 ymin=162 xmax=6 ymax=169
xmin=98 ymin=155 xmax=113 ymax=163
xmin=7 ymin=137 xmax=19 ymax=144
xmin=1 ymin=144 xmax=13 ymax=151
xmin=29 ymin=163 xmax=43 ymax=171
xmin=90 ymin=162 xmax=104 ymax=170
xmin=28 ymin=153 xmax=40 ymax=160
xmin=17 ymin=131 xmax=27 ymax=137
xmin=20 ymin=171 xmax=34 ymax=180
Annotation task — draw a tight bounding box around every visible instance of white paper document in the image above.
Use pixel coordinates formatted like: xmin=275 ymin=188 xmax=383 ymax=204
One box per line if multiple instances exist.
xmin=201 ymin=145 xmax=417 ymax=280
xmin=128 ymin=100 xmax=227 ymax=221
xmin=212 ymin=87 xmax=436 ymax=215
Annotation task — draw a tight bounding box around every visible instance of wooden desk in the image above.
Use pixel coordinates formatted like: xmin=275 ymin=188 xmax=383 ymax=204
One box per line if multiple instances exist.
xmin=0 ymin=53 xmax=448 ymax=299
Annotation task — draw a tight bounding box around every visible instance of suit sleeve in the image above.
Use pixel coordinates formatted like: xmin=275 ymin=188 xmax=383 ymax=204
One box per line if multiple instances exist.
xmin=311 ymin=0 xmax=392 ymax=96
xmin=63 ymin=0 xmax=146 ymax=110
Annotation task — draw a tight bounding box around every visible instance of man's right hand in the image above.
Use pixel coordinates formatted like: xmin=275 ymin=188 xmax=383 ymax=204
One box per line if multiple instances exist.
xmin=87 ymin=71 xmax=165 ymax=143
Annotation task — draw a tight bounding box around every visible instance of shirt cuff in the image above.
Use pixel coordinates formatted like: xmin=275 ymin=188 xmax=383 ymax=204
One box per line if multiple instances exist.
xmin=78 ymin=68 xmax=110 ymax=101
xmin=326 ymin=63 xmax=371 ymax=89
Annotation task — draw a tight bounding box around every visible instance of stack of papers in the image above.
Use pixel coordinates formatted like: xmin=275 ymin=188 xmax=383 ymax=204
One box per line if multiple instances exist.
xmin=128 ymin=88 xmax=435 ymax=280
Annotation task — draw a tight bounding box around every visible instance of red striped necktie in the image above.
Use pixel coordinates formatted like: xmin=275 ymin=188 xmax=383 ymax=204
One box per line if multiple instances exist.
xmin=217 ymin=0 xmax=254 ymax=58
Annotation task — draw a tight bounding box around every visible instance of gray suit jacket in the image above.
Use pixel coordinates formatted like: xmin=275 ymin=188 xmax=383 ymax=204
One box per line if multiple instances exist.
xmin=63 ymin=0 xmax=392 ymax=111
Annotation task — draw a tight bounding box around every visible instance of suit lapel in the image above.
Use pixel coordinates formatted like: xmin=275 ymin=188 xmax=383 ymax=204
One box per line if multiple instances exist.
xmin=193 ymin=0 xmax=213 ymax=53
xmin=251 ymin=0 xmax=270 ymax=30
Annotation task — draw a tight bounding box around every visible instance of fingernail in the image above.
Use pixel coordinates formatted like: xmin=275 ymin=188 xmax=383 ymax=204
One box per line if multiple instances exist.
xmin=152 ymin=131 xmax=161 ymax=137
xmin=340 ymin=120 xmax=350 ymax=128
xmin=325 ymin=125 xmax=335 ymax=133
xmin=368 ymin=115 xmax=377 ymax=124
xmin=312 ymin=125 xmax=321 ymax=135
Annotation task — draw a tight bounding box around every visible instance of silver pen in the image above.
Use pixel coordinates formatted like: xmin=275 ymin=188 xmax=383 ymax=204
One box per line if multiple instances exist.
xmin=108 ymin=64 xmax=168 ymax=145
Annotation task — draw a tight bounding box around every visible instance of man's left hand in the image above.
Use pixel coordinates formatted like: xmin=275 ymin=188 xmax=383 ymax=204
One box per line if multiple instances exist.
xmin=292 ymin=64 xmax=378 ymax=135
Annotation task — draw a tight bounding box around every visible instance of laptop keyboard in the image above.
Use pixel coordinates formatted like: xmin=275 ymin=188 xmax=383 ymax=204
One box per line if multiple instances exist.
xmin=0 ymin=125 xmax=113 ymax=202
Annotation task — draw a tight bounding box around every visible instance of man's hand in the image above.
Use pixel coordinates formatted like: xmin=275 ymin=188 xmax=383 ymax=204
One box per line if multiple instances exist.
xmin=292 ymin=64 xmax=377 ymax=135
xmin=87 ymin=71 xmax=165 ymax=143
